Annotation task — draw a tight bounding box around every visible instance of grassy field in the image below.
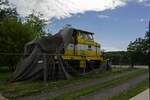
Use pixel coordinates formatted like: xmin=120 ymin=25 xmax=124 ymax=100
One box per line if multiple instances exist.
xmin=0 ymin=67 xmax=135 ymax=99
xmin=48 ymin=69 xmax=148 ymax=100
xmin=110 ymin=78 xmax=149 ymax=100
xmin=0 ymin=68 xmax=11 ymax=91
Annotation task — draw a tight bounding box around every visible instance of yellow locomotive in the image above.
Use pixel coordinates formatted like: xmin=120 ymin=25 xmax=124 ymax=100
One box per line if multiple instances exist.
xmin=12 ymin=27 xmax=111 ymax=81
xmin=62 ymin=28 xmax=104 ymax=72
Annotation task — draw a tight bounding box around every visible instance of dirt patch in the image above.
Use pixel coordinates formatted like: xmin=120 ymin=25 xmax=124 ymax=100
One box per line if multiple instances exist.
xmin=78 ymin=74 xmax=149 ymax=100
xmin=17 ymin=70 xmax=139 ymax=100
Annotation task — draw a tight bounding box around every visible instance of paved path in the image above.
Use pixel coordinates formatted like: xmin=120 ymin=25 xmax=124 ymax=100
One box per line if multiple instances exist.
xmin=112 ymin=65 xmax=148 ymax=69
xmin=0 ymin=94 xmax=8 ymax=100
xmin=78 ymin=74 xmax=148 ymax=100
xmin=130 ymin=89 xmax=149 ymax=100
xmin=17 ymin=70 xmax=139 ymax=100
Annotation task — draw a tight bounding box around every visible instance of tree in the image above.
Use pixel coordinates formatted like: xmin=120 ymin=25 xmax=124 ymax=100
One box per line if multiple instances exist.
xmin=0 ymin=0 xmax=45 ymax=71
xmin=0 ymin=17 xmax=41 ymax=70
xmin=0 ymin=0 xmax=17 ymax=19
xmin=127 ymin=21 xmax=150 ymax=68
xmin=127 ymin=37 xmax=148 ymax=67
xmin=145 ymin=21 xmax=150 ymax=69
xmin=105 ymin=51 xmax=130 ymax=65
xmin=26 ymin=13 xmax=47 ymax=36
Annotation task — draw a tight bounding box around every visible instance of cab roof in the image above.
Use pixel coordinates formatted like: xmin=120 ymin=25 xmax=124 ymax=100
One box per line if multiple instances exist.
xmin=72 ymin=28 xmax=94 ymax=35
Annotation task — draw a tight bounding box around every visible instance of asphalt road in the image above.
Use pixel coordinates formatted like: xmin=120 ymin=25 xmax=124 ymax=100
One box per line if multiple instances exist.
xmin=112 ymin=65 xmax=148 ymax=69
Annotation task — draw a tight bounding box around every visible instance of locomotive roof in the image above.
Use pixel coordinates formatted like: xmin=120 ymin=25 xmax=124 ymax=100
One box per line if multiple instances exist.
xmin=72 ymin=28 xmax=94 ymax=35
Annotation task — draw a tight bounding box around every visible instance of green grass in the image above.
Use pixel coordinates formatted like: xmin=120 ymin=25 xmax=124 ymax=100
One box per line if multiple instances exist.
xmin=0 ymin=67 xmax=133 ymax=99
xmin=48 ymin=69 xmax=148 ymax=100
xmin=0 ymin=68 xmax=11 ymax=91
xmin=109 ymin=78 xmax=149 ymax=100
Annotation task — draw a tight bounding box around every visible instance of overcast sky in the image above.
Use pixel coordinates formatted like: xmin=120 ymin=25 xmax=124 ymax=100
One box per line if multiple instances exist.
xmin=7 ymin=0 xmax=150 ymax=51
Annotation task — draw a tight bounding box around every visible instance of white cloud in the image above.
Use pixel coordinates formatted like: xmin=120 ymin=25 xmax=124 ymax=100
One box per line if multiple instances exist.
xmin=137 ymin=0 xmax=150 ymax=7
xmin=145 ymin=3 xmax=150 ymax=7
xmin=138 ymin=0 xmax=145 ymax=2
xmin=139 ymin=18 xmax=149 ymax=23
xmin=102 ymin=46 xmax=124 ymax=51
xmin=97 ymin=15 xmax=109 ymax=19
xmin=98 ymin=41 xmax=125 ymax=51
xmin=137 ymin=0 xmax=149 ymax=3
xmin=6 ymin=0 xmax=149 ymax=20
xmin=140 ymin=18 xmax=144 ymax=22
xmin=7 ymin=0 xmax=128 ymax=20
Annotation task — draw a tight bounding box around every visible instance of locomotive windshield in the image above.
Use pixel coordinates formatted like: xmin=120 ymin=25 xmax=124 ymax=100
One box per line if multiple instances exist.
xmin=80 ymin=31 xmax=93 ymax=40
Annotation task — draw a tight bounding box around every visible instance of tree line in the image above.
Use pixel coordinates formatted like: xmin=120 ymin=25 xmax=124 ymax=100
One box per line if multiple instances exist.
xmin=105 ymin=26 xmax=149 ymax=67
xmin=0 ymin=0 xmax=50 ymax=71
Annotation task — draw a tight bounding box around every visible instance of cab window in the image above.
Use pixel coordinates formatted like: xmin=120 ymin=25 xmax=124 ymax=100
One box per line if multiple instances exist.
xmin=80 ymin=32 xmax=93 ymax=40
xmin=80 ymin=32 xmax=86 ymax=38
xmin=87 ymin=34 xmax=93 ymax=40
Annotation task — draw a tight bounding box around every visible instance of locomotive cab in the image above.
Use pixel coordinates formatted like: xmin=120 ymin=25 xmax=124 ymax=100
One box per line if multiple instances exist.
xmin=62 ymin=28 xmax=103 ymax=72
